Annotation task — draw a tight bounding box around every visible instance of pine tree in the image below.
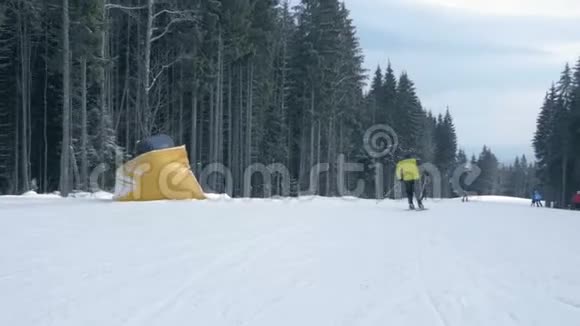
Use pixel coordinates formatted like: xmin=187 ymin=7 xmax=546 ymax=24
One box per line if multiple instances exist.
xmin=497 ymin=154 xmax=538 ymax=198
xmin=456 ymin=149 xmax=467 ymax=166
xmin=571 ymin=58 xmax=580 ymax=198
xmin=0 ymin=5 xmax=18 ymax=193
xmin=381 ymin=61 xmax=397 ymax=127
xmin=287 ymin=0 xmax=365 ymax=197
xmin=433 ymin=109 xmax=457 ymax=197
xmin=394 ymin=72 xmax=423 ymax=156
xmin=473 ymin=146 xmax=499 ymax=195
xmin=533 ymin=68 xmax=577 ymax=206
xmin=534 ymin=87 xmax=557 ymax=183
xmin=519 ymin=155 xmax=532 ymax=197
xmin=368 ymin=66 xmax=383 ymax=125
xmin=550 ymin=65 xmax=574 ymax=206
xmin=418 ymin=111 xmax=437 ymax=164
xmin=59 ymin=0 xmax=72 ymax=196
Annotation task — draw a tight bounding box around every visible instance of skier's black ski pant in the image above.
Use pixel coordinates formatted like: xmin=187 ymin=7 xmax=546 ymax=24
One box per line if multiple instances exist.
xmin=405 ymin=181 xmax=416 ymax=205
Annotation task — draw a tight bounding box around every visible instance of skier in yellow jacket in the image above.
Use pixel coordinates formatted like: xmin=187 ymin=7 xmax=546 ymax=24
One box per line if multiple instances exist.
xmin=396 ymin=154 xmax=425 ymax=210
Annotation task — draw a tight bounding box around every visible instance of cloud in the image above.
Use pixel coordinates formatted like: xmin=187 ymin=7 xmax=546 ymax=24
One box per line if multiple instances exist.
xmin=416 ymin=0 xmax=580 ymax=17
xmin=348 ymin=0 xmax=580 ymax=93
xmin=423 ymin=88 xmax=543 ymax=141
xmin=363 ymin=48 xmax=561 ymax=94
xmin=341 ymin=0 xmax=580 ymax=160
xmin=287 ymin=0 xmax=579 ymax=160
xmin=361 ymin=29 xmax=549 ymax=58
xmin=349 ymin=0 xmax=580 ymax=53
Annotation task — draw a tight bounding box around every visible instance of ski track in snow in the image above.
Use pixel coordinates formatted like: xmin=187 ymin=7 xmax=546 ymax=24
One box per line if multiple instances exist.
xmin=122 ymin=224 xmax=305 ymax=326
xmin=1 ymin=196 xmax=580 ymax=326
xmin=414 ymin=221 xmax=450 ymax=326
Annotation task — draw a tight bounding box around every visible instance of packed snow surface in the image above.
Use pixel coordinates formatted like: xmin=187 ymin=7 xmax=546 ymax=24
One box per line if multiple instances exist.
xmin=1 ymin=195 xmax=579 ymax=326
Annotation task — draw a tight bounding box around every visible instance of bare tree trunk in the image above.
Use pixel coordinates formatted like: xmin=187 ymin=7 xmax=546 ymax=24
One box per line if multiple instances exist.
xmin=339 ymin=118 xmax=345 ymax=191
xmin=196 ymin=97 xmax=205 ymax=171
xmin=562 ymin=153 xmax=568 ymax=207
xmin=246 ymin=62 xmax=253 ymax=177
xmin=43 ymin=6 xmax=49 ymax=193
xmin=178 ymin=66 xmax=184 ymax=145
xmin=298 ymin=97 xmax=308 ymax=190
xmin=239 ymin=64 xmax=245 ymax=195
xmin=326 ymin=118 xmax=333 ymax=196
xmin=25 ymin=23 xmax=31 ymax=190
xmin=99 ymin=0 xmax=109 ymax=189
xmin=197 ymin=94 xmax=204 ymax=172
xmin=166 ymin=64 xmax=173 ymax=133
xmin=316 ymin=120 xmax=321 ymax=195
xmin=233 ymin=64 xmax=243 ymax=195
xmin=71 ymin=144 xmax=80 ymax=190
xmin=124 ymin=17 xmax=132 ymax=153
xmin=190 ymin=83 xmax=198 ymax=174
xmin=17 ymin=5 xmax=30 ymax=191
xmin=280 ymin=49 xmax=290 ymax=171
xmin=209 ymin=83 xmax=215 ymax=187
xmin=309 ymin=89 xmax=315 ymax=173
xmin=135 ymin=12 xmax=142 ymax=143
xmin=227 ymin=66 xmax=233 ymax=181
xmin=80 ymin=56 xmax=88 ymax=191
xmin=216 ymin=33 xmax=224 ymax=168
xmin=14 ymin=77 xmax=20 ymax=193
xmin=60 ymin=0 xmax=72 ymax=196
xmin=143 ymin=0 xmax=154 ymax=135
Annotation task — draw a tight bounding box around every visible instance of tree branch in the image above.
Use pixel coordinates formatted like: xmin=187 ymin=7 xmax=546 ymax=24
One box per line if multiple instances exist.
xmin=104 ymin=4 xmax=147 ymax=11
xmin=151 ymin=17 xmax=197 ymax=43
xmin=147 ymin=57 xmax=184 ymax=92
xmin=153 ymin=9 xmax=197 ymax=20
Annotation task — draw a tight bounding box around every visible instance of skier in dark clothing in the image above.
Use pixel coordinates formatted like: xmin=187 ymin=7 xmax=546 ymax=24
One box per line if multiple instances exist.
xmin=462 ymin=191 xmax=469 ymax=202
xmin=531 ymin=190 xmax=543 ymax=207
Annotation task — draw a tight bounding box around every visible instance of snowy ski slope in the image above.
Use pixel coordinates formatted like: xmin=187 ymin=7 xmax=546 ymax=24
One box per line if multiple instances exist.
xmin=1 ymin=195 xmax=579 ymax=326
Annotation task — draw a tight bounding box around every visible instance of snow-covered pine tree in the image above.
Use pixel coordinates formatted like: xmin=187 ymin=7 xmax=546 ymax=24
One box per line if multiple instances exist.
xmin=394 ymin=72 xmax=423 ymax=156
xmin=434 ymin=110 xmax=458 ymax=197
xmin=473 ymin=146 xmax=499 ymax=195
xmin=549 ymin=65 xmax=574 ymax=206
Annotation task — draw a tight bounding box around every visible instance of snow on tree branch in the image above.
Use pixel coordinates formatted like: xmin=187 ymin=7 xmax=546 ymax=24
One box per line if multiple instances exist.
xmin=104 ymin=4 xmax=148 ymax=11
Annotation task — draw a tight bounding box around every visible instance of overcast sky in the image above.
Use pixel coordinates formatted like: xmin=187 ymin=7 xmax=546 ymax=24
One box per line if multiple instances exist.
xmin=333 ymin=0 xmax=580 ymax=162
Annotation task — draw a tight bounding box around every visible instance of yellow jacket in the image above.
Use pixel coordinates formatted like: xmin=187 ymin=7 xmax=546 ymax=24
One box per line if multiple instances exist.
xmin=396 ymin=158 xmax=420 ymax=181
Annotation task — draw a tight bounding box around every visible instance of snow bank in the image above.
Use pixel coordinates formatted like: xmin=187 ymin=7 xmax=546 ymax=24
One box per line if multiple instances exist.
xmin=204 ymin=193 xmax=233 ymax=201
xmin=1 ymin=196 xmax=579 ymax=326
xmin=68 ymin=191 xmax=114 ymax=200
xmin=468 ymin=195 xmax=545 ymax=206
xmin=0 ymin=191 xmax=62 ymax=199
xmin=1 ymin=191 xmax=114 ymax=201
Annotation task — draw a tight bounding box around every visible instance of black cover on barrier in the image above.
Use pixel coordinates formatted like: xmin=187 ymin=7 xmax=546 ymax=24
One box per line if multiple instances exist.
xmin=135 ymin=134 xmax=175 ymax=156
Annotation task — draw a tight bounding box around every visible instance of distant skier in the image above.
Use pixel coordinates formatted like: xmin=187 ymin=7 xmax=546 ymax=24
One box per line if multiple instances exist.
xmin=396 ymin=154 xmax=424 ymax=210
xmin=572 ymin=191 xmax=580 ymax=210
xmin=461 ymin=191 xmax=469 ymax=202
xmin=531 ymin=189 xmax=543 ymax=207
